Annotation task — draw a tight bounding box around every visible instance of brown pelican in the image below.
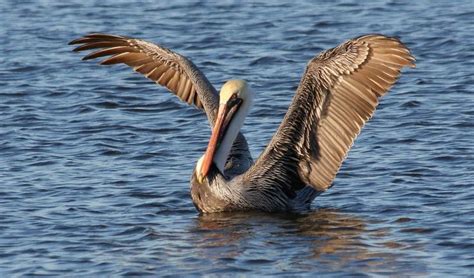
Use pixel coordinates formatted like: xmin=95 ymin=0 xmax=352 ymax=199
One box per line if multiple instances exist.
xmin=70 ymin=33 xmax=415 ymax=213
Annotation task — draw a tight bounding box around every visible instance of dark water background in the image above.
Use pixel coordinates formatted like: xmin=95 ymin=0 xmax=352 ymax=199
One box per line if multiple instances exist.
xmin=1 ymin=0 xmax=473 ymax=276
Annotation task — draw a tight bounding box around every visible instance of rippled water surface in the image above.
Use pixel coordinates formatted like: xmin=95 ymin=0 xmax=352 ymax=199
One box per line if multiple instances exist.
xmin=1 ymin=0 xmax=473 ymax=276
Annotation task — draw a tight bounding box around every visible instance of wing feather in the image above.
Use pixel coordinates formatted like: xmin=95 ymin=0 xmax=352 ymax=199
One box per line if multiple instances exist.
xmin=70 ymin=33 xmax=219 ymax=123
xmin=245 ymin=34 xmax=415 ymax=194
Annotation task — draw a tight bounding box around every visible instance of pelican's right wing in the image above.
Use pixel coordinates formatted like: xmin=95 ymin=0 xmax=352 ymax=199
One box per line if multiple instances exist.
xmin=70 ymin=33 xmax=253 ymax=169
xmin=70 ymin=33 xmax=219 ymax=124
xmin=244 ymin=34 xmax=415 ymax=196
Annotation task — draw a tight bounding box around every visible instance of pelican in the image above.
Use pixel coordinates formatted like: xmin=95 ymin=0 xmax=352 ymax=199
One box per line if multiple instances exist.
xmin=70 ymin=33 xmax=415 ymax=213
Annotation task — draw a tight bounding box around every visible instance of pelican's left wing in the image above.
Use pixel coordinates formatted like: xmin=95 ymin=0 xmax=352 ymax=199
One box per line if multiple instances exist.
xmin=69 ymin=33 xmax=219 ymax=123
xmin=244 ymin=34 xmax=415 ymax=196
xmin=70 ymin=33 xmax=253 ymax=170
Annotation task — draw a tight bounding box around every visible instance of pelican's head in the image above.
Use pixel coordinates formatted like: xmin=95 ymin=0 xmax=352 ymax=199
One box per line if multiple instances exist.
xmin=219 ymin=79 xmax=252 ymax=105
xmin=196 ymin=79 xmax=254 ymax=183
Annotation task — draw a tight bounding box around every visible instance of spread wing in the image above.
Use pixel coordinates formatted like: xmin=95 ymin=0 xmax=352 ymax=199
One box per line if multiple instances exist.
xmin=70 ymin=33 xmax=253 ymax=171
xmin=244 ymin=34 xmax=415 ymax=194
xmin=69 ymin=33 xmax=219 ymax=123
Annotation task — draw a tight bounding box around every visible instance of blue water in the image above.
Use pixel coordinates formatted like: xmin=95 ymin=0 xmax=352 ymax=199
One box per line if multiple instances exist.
xmin=1 ymin=0 xmax=473 ymax=276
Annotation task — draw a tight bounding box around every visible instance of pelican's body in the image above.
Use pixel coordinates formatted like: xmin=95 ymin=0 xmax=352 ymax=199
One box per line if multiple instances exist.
xmin=70 ymin=33 xmax=415 ymax=213
xmin=189 ymin=79 xmax=319 ymax=212
xmin=190 ymin=164 xmax=320 ymax=213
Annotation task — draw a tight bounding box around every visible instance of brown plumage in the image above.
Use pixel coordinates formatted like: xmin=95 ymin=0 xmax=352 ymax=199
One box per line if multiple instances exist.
xmin=248 ymin=35 xmax=416 ymax=194
xmin=70 ymin=33 xmax=215 ymax=118
xmin=70 ymin=33 xmax=415 ymax=213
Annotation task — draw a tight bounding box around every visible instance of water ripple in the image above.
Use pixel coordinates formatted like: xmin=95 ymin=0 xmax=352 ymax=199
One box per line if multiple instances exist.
xmin=1 ymin=0 xmax=473 ymax=276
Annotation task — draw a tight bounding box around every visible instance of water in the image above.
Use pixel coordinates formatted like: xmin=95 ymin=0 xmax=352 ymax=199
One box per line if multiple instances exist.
xmin=1 ymin=0 xmax=473 ymax=276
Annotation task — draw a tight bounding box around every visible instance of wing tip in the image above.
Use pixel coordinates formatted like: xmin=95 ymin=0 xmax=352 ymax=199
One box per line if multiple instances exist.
xmin=69 ymin=33 xmax=126 ymax=46
xmin=68 ymin=38 xmax=83 ymax=45
xmin=361 ymin=33 xmax=416 ymax=69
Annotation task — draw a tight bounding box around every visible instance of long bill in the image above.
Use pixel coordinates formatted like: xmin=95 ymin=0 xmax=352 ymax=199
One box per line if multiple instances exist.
xmin=200 ymin=97 xmax=242 ymax=178
xmin=200 ymin=104 xmax=229 ymax=178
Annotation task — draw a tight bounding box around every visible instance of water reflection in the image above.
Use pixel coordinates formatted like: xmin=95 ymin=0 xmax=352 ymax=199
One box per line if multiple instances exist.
xmin=191 ymin=209 xmax=415 ymax=273
xmin=295 ymin=209 xmax=368 ymax=258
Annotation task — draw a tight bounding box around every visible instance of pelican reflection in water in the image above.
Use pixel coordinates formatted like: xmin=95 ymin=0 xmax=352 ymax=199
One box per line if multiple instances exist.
xmin=70 ymin=33 xmax=415 ymax=213
xmin=193 ymin=209 xmax=407 ymax=270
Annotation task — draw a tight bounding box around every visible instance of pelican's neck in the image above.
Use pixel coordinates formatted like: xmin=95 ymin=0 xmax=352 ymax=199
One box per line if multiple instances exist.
xmin=213 ymin=92 xmax=253 ymax=174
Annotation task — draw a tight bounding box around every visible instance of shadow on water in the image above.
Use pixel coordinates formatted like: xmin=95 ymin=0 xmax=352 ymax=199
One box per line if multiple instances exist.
xmin=189 ymin=209 xmax=421 ymax=274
